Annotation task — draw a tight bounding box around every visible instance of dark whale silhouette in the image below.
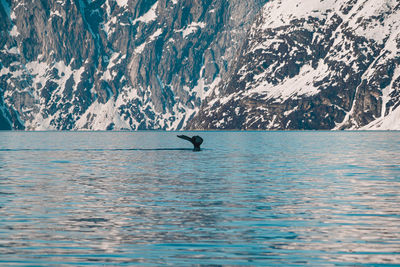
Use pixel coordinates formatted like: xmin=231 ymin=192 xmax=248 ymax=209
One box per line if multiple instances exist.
xmin=177 ymin=135 xmax=203 ymax=151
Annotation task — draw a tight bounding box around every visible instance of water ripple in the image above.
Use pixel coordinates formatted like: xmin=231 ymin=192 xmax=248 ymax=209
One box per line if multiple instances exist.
xmin=0 ymin=131 xmax=399 ymax=265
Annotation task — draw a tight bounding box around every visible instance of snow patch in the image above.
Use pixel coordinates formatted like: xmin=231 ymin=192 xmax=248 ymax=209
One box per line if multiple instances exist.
xmin=361 ymin=66 xmax=400 ymax=130
xmin=115 ymin=0 xmax=128 ymax=8
xmin=133 ymin=28 xmax=163 ymax=54
xmin=246 ymin=60 xmax=328 ymax=102
xmin=50 ymin=10 xmax=62 ymax=17
xmin=134 ymin=42 xmax=146 ymax=54
xmin=132 ymin=1 xmax=158 ymax=24
xmin=28 ymin=113 xmax=58 ymax=131
xmin=104 ymin=0 xmax=111 ymax=17
xmin=74 ymin=98 xmax=130 ymax=130
xmin=261 ymin=0 xmax=400 ymax=46
xmin=261 ymin=0 xmax=338 ymax=29
xmin=103 ymin=16 xmax=117 ymax=37
xmin=150 ymin=28 xmax=163 ymax=40
xmin=361 ymin=106 xmax=400 ymax=130
xmin=7 ymin=46 xmax=19 ymax=54
xmin=9 ymin=25 xmax=19 ymax=37
xmin=25 ymin=60 xmax=48 ymax=78
xmin=176 ymin=22 xmax=206 ymax=38
xmin=101 ymin=52 xmax=121 ymax=81
xmin=348 ymin=0 xmax=400 ymax=44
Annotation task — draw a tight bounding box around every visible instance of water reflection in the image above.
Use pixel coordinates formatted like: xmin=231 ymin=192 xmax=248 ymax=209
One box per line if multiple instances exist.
xmin=0 ymin=131 xmax=399 ymax=265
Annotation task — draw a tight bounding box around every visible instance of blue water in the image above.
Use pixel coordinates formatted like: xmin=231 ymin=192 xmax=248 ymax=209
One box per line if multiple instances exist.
xmin=0 ymin=131 xmax=399 ymax=266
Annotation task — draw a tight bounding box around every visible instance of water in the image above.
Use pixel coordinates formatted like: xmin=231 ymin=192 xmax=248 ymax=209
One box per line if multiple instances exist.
xmin=0 ymin=131 xmax=399 ymax=266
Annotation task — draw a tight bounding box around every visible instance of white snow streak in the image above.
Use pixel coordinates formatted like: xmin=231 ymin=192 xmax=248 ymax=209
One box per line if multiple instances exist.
xmin=132 ymin=1 xmax=158 ymax=24
xmin=246 ymin=61 xmax=328 ymax=102
xmin=176 ymin=22 xmax=206 ymax=38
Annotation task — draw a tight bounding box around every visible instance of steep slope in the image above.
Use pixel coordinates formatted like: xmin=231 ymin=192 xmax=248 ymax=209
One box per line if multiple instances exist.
xmin=188 ymin=0 xmax=400 ymax=130
xmin=0 ymin=0 xmax=266 ymax=130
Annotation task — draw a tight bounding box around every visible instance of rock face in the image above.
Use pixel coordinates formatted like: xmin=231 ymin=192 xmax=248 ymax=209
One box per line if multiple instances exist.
xmin=188 ymin=0 xmax=400 ymax=130
xmin=0 ymin=0 xmax=266 ymax=130
xmin=2 ymin=0 xmax=400 ymax=131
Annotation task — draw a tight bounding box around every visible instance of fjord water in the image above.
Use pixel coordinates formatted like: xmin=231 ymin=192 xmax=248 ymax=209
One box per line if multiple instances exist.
xmin=0 ymin=131 xmax=399 ymax=266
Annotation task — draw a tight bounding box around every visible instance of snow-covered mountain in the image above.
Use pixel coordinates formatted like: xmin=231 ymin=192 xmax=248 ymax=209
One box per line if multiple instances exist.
xmin=189 ymin=0 xmax=400 ymax=130
xmin=2 ymin=0 xmax=400 ymax=131
xmin=0 ymin=0 xmax=266 ymax=130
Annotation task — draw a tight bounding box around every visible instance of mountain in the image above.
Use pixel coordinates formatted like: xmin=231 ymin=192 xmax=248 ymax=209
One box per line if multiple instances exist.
xmin=2 ymin=0 xmax=400 ymax=131
xmin=0 ymin=0 xmax=266 ymax=130
xmin=188 ymin=0 xmax=400 ymax=130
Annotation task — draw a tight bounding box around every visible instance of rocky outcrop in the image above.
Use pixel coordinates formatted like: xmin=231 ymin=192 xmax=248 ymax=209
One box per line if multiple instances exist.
xmin=188 ymin=0 xmax=400 ymax=130
xmin=0 ymin=0 xmax=266 ymax=130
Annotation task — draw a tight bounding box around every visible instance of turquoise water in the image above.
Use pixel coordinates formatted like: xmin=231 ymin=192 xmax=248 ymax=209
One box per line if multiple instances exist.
xmin=0 ymin=131 xmax=399 ymax=266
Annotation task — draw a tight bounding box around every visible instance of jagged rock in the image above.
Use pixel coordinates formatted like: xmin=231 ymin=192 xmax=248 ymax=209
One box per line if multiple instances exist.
xmin=2 ymin=0 xmax=400 ymax=131
xmin=0 ymin=0 xmax=266 ymax=130
xmin=188 ymin=0 xmax=400 ymax=130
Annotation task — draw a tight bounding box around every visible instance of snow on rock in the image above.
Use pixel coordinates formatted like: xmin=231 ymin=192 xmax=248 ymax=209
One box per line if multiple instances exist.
xmin=347 ymin=0 xmax=400 ymax=44
xmin=133 ymin=28 xmax=162 ymax=54
xmin=361 ymin=106 xmax=400 ymax=130
xmin=245 ymin=61 xmax=328 ymax=102
xmin=188 ymin=0 xmax=400 ymax=130
xmin=260 ymin=0 xmax=337 ymax=30
xmin=361 ymin=66 xmax=400 ymax=130
xmin=115 ymin=0 xmax=129 ymax=8
xmin=132 ymin=1 xmax=158 ymax=24
xmin=1 ymin=0 xmax=267 ymax=131
xmin=176 ymin=22 xmax=206 ymax=38
xmin=74 ymin=98 xmax=130 ymax=130
xmin=9 ymin=25 xmax=19 ymax=37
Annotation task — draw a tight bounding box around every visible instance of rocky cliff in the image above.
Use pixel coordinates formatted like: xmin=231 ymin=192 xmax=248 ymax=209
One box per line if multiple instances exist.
xmin=0 ymin=0 xmax=266 ymax=130
xmin=189 ymin=0 xmax=400 ymax=130
xmin=2 ymin=0 xmax=400 ymax=131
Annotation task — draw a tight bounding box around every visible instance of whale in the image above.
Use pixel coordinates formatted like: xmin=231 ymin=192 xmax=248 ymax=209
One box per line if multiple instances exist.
xmin=177 ymin=135 xmax=203 ymax=151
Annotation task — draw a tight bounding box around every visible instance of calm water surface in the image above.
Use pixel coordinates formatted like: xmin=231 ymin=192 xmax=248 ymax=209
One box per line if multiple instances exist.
xmin=0 ymin=131 xmax=399 ymax=266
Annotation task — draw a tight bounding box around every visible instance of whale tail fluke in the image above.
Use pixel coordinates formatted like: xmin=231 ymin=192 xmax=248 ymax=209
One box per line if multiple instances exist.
xmin=177 ymin=135 xmax=203 ymax=151
xmin=177 ymin=135 xmax=192 ymax=142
